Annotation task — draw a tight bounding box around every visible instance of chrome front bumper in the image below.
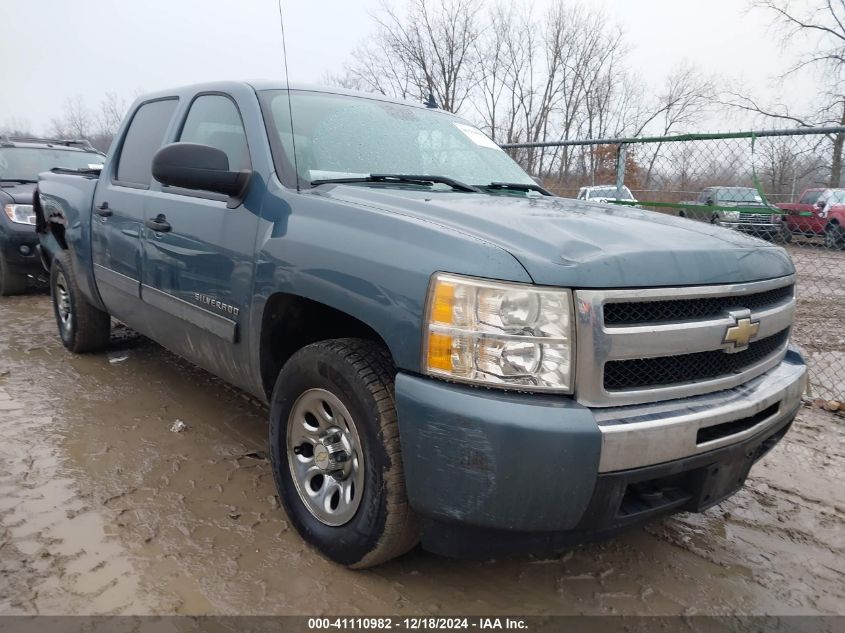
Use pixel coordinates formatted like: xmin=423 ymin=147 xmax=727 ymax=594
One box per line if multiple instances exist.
xmin=593 ymin=350 xmax=806 ymax=472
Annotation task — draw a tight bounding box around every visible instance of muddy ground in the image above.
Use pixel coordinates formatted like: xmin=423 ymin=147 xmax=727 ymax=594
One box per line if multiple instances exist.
xmin=0 ymin=291 xmax=843 ymax=617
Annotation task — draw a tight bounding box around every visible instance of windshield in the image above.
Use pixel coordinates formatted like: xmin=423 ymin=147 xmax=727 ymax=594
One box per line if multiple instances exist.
xmin=260 ymin=90 xmax=534 ymax=190
xmin=717 ymin=188 xmax=762 ymax=203
xmin=0 ymin=147 xmax=104 ymax=181
xmin=588 ymin=186 xmax=633 ymax=199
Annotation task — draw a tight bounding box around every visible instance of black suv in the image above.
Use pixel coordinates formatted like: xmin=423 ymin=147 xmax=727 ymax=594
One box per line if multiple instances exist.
xmin=0 ymin=137 xmax=105 ymax=295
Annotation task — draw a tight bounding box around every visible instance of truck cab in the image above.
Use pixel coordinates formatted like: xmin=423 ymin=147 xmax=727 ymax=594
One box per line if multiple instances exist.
xmin=576 ymin=184 xmax=638 ymax=204
xmin=682 ymin=186 xmax=785 ymax=241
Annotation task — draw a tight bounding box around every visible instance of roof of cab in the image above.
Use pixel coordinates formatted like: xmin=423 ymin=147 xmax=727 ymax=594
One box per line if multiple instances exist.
xmin=132 ymin=80 xmax=437 ymax=111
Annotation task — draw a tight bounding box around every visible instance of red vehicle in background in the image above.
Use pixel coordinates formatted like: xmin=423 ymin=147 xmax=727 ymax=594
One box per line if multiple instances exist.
xmin=779 ymin=187 xmax=845 ymax=248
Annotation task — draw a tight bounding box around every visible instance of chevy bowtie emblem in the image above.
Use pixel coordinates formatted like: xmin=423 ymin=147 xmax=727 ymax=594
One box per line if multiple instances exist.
xmin=723 ymin=317 xmax=760 ymax=349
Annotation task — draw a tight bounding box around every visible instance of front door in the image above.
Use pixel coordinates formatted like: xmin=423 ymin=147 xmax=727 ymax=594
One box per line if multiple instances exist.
xmin=92 ymin=98 xmax=178 ymax=320
xmin=140 ymin=94 xmax=258 ymax=371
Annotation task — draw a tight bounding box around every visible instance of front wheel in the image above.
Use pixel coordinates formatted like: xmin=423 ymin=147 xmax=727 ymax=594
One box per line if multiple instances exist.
xmin=50 ymin=250 xmax=111 ymax=353
xmin=0 ymin=253 xmax=27 ymax=296
xmin=824 ymin=224 xmax=845 ymax=250
xmin=269 ymin=338 xmax=419 ymax=568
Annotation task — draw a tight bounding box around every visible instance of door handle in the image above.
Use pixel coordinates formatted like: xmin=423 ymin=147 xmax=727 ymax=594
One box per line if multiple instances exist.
xmin=145 ymin=214 xmax=172 ymax=233
xmin=95 ymin=202 xmax=112 ymax=217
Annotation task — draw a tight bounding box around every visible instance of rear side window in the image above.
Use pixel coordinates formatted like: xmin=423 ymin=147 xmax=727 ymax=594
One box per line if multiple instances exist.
xmin=116 ymin=99 xmax=178 ymax=186
xmin=178 ymin=95 xmax=250 ymax=171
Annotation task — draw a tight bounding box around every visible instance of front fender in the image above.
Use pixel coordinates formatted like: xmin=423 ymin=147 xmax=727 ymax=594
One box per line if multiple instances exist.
xmin=250 ymin=185 xmax=532 ymax=375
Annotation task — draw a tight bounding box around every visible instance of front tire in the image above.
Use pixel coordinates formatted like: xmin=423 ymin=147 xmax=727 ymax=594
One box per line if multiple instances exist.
xmin=50 ymin=250 xmax=111 ymax=353
xmin=0 ymin=253 xmax=27 ymax=296
xmin=269 ymin=338 xmax=419 ymax=568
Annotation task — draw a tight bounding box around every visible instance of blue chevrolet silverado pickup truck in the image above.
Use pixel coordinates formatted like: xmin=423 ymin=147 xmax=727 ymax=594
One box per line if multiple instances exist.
xmin=34 ymin=81 xmax=807 ymax=567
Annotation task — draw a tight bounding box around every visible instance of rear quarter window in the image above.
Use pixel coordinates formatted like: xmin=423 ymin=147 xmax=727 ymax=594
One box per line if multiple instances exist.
xmin=115 ymin=99 xmax=178 ymax=186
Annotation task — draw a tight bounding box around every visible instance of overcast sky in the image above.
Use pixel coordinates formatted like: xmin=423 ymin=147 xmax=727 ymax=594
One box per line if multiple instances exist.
xmin=0 ymin=0 xmax=818 ymax=133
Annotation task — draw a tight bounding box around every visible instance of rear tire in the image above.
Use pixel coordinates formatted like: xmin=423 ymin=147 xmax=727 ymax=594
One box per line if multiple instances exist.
xmin=0 ymin=254 xmax=27 ymax=296
xmin=50 ymin=250 xmax=111 ymax=353
xmin=269 ymin=338 xmax=419 ymax=568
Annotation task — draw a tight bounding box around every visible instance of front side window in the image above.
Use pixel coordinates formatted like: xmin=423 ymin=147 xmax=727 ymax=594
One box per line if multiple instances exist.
xmin=179 ymin=95 xmax=250 ymax=171
xmin=799 ymin=189 xmax=822 ymax=205
xmin=116 ymin=99 xmax=178 ymax=186
xmin=261 ymin=90 xmax=534 ymax=190
xmin=0 ymin=147 xmax=104 ymax=181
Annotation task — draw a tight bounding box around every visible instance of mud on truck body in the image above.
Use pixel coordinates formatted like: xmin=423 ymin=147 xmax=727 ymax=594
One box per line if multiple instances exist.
xmin=34 ymin=81 xmax=806 ymax=567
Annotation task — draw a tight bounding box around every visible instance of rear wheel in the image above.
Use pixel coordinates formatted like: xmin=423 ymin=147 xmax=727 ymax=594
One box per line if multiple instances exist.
xmin=825 ymin=224 xmax=845 ymax=250
xmin=50 ymin=250 xmax=111 ymax=353
xmin=0 ymin=253 xmax=27 ymax=296
xmin=269 ymin=338 xmax=419 ymax=568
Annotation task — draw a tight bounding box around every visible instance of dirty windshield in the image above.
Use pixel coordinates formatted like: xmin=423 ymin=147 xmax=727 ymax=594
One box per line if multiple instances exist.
xmin=261 ymin=90 xmax=535 ymax=190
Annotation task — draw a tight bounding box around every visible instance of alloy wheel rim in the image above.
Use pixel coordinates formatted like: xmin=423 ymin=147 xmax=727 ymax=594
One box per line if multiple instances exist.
xmin=286 ymin=388 xmax=365 ymax=526
xmin=55 ymin=272 xmax=72 ymax=334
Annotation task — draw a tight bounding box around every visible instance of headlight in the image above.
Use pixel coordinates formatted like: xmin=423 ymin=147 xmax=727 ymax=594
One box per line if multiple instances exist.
xmin=422 ymin=273 xmax=574 ymax=392
xmin=721 ymin=210 xmax=740 ymax=221
xmin=4 ymin=204 xmax=36 ymax=226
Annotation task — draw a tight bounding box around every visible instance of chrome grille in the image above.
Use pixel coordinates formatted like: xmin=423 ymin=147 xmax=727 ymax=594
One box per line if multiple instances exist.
xmin=604 ymin=329 xmax=790 ymax=390
xmin=738 ymin=212 xmax=776 ymax=224
xmin=575 ymin=276 xmax=795 ymax=407
xmin=604 ymin=284 xmax=794 ymax=326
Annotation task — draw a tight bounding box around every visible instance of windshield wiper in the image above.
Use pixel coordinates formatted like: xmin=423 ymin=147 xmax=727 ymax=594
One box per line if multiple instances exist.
xmin=0 ymin=178 xmax=37 ymax=184
xmin=479 ymin=182 xmax=554 ymax=196
xmin=311 ymin=173 xmax=481 ymax=193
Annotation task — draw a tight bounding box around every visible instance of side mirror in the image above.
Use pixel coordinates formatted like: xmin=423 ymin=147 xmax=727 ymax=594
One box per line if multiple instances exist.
xmin=152 ymin=143 xmax=251 ymax=206
xmin=705 ymin=198 xmax=714 ymax=206
xmin=815 ymin=200 xmax=825 ymax=209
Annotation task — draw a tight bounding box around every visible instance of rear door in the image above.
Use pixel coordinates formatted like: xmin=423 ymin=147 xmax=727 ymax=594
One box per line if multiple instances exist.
xmin=92 ymin=98 xmax=178 ymax=319
xmin=140 ymin=93 xmax=258 ymax=355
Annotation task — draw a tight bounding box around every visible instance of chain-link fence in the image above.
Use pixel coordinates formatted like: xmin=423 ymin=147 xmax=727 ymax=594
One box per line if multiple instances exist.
xmin=504 ymin=127 xmax=845 ymax=401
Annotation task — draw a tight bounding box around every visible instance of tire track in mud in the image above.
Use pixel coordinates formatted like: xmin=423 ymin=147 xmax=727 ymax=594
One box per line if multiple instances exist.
xmin=1 ymin=292 xmax=843 ymax=616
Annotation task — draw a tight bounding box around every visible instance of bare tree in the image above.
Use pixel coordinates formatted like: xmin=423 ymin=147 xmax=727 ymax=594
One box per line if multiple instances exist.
xmin=49 ymin=96 xmax=94 ymax=139
xmin=341 ymin=0 xmax=482 ymax=112
xmin=635 ymin=63 xmax=715 ymax=186
xmin=97 ymin=92 xmax=126 ymax=138
xmin=45 ymin=94 xmax=125 ymax=152
xmin=721 ymin=0 xmax=845 ymax=185
xmin=0 ymin=117 xmax=34 ymax=137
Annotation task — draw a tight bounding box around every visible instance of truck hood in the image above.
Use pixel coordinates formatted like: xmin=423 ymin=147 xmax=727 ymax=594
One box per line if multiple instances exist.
xmin=318 ymin=186 xmax=794 ymax=288
xmin=0 ymin=182 xmax=36 ymax=205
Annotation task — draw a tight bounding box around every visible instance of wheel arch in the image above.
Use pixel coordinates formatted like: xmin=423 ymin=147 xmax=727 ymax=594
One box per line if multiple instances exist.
xmin=258 ymin=292 xmax=393 ymax=401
